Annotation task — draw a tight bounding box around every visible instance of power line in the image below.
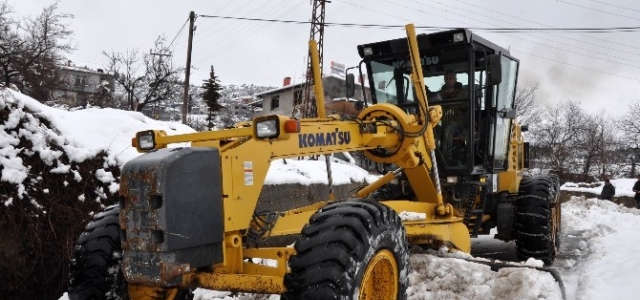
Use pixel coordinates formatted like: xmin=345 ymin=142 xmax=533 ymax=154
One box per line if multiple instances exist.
xmin=394 ymin=0 xmax=640 ymax=68
xmin=192 ymin=0 xmax=292 ymax=64
xmin=194 ymin=0 xmax=258 ymax=39
xmin=420 ymin=0 xmax=640 ymax=67
xmin=586 ymin=0 xmax=640 ymax=13
xmin=169 ymin=17 xmax=189 ymax=48
xmin=451 ymin=0 xmax=640 ymax=51
xmin=332 ymin=0 xmax=414 ymax=24
xmin=425 ymin=0 xmax=640 ymax=68
xmin=196 ymin=14 xmax=640 ymax=32
xmin=350 ymin=0 xmax=640 ymax=81
xmin=511 ymin=48 xmax=640 ymax=82
xmin=194 ymin=1 xmax=302 ymax=65
xmin=190 ymin=0 xmax=278 ymax=55
xmin=555 ymin=0 xmax=640 ymax=21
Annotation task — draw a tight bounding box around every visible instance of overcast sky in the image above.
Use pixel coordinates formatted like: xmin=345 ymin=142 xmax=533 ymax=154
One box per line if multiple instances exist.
xmin=9 ymin=0 xmax=640 ymax=116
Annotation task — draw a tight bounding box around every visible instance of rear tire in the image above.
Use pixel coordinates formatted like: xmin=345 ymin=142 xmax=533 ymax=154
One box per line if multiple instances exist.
xmin=514 ymin=174 xmax=561 ymax=266
xmin=282 ymin=200 xmax=408 ymax=300
xmin=67 ymin=205 xmax=192 ymax=300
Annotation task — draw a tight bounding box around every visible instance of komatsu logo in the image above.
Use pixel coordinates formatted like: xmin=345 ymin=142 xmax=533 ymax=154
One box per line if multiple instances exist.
xmin=298 ymin=129 xmax=351 ymax=148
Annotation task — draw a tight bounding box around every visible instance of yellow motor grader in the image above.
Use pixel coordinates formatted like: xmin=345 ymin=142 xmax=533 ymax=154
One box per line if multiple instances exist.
xmin=67 ymin=24 xmax=561 ymax=300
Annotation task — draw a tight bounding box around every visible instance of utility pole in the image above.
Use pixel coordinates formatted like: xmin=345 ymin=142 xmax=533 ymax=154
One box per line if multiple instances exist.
xmin=182 ymin=11 xmax=196 ymax=124
xmin=300 ymin=0 xmax=328 ymax=119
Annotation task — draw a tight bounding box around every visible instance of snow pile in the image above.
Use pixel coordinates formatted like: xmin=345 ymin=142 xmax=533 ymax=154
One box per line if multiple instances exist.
xmin=559 ymin=196 xmax=640 ymax=300
xmin=407 ymin=254 xmax=562 ymax=300
xmin=0 ymin=89 xmax=195 ymax=203
xmin=265 ymin=158 xmax=379 ymax=185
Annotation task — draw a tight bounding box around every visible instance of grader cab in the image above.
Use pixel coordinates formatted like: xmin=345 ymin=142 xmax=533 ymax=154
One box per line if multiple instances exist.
xmin=67 ymin=24 xmax=562 ymax=300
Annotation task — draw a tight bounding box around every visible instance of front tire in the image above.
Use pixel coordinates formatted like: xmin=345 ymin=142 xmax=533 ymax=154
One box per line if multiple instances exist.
xmin=282 ymin=201 xmax=409 ymax=300
xmin=514 ymin=174 xmax=561 ymax=265
xmin=67 ymin=205 xmax=192 ymax=300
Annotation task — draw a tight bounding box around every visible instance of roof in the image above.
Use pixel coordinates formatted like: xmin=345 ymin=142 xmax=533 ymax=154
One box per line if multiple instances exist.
xmin=60 ymin=65 xmax=107 ymax=76
xmin=255 ymin=73 xmax=368 ymax=98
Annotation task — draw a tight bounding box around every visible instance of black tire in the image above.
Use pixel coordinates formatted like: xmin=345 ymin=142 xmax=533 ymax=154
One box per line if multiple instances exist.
xmin=68 ymin=205 xmax=193 ymax=300
xmin=282 ymin=201 xmax=408 ymax=300
xmin=514 ymin=174 xmax=561 ymax=266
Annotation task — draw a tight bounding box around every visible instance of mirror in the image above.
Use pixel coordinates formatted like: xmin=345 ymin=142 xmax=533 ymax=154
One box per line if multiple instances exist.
xmin=346 ymin=73 xmax=355 ymax=98
xmin=487 ymin=54 xmax=502 ymax=85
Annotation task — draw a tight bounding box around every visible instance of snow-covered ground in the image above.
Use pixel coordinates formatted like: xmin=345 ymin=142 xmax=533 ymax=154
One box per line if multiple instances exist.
xmin=562 ymin=178 xmax=636 ymax=197
xmin=3 ymin=89 xmax=639 ymax=300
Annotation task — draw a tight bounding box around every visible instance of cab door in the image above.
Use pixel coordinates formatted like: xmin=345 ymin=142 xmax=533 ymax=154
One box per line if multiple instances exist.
xmin=490 ymin=55 xmax=519 ymax=171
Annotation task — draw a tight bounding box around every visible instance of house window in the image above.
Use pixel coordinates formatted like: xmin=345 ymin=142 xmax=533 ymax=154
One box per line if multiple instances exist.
xmin=271 ymin=95 xmax=280 ymax=110
xmin=294 ymin=89 xmax=303 ymax=105
xmin=75 ymin=76 xmax=87 ymax=87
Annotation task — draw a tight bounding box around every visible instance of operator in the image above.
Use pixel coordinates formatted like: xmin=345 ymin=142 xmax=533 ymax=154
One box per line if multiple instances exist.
xmin=438 ymin=70 xmax=468 ymax=100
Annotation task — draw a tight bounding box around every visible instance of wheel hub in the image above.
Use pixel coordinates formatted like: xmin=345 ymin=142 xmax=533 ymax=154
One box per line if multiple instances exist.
xmin=359 ymin=249 xmax=398 ymax=300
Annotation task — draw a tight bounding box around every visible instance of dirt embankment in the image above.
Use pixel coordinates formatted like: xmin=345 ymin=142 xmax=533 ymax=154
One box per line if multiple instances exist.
xmin=559 ymin=191 xmax=637 ymax=208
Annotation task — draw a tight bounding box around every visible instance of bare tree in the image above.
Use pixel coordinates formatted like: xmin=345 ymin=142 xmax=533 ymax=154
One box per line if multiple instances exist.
xmin=514 ymin=82 xmax=542 ymax=126
xmin=617 ymin=100 xmax=640 ymax=176
xmin=618 ymin=101 xmax=640 ymax=147
xmin=103 ymin=49 xmax=141 ymax=110
xmin=576 ymin=114 xmax=618 ymax=180
xmin=102 ymin=36 xmax=184 ymax=112
xmin=0 ymin=0 xmax=73 ymax=100
xmin=532 ymin=100 xmax=585 ymax=180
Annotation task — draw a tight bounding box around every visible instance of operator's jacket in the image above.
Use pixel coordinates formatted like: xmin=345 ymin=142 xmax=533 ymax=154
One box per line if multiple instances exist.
xmin=600 ymin=183 xmax=615 ymax=200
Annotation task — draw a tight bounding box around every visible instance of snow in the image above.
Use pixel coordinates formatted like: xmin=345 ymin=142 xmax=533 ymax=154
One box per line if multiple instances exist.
xmin=407 ymin=254 xmax=561 ymax=300
xmin=558 ymin=196 xmax=640 ymax=300
xmin=4 ymin=89 xmax=640 ymax=300
xmin=399 ymin=211 xmax=427 ymax=221
xmin=561 ymin=178 xmax=635 ymax=197
xmin=264 ymin=158 xmax=379 ymax=185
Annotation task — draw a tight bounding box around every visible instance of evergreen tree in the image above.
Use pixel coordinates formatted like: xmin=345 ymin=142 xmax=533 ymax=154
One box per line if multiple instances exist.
xmin=201 ymin=66 xmax=223 ymax=129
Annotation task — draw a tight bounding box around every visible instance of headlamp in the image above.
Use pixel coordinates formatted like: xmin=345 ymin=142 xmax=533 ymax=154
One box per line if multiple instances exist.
xmin=136 ymin=130 xmax=156 ymax=151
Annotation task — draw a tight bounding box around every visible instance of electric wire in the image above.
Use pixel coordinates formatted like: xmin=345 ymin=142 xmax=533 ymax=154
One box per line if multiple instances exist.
xmin=402 ymin=0 xmax=640 ymax=58
xmin=384 ymin=0 xmax=640 ymax=78
xmin=168 ymin=17 xmax=189 ymax=49
xmin=554 ymin=0 xmax=640 ymax=21
xmin=196 ymin=14 xmax=640 ymax=33
xmin=421 ymin=0 xmax=640 ymax=68
xmin=187 ymin=1 xmax=640 ymax=83
xmin=190 ymin=0 xmax=286 ymax=61
xmin=193 ymin=1 xmax=302 ymax=66
xmin=172 ymin=0 xmax=258 ymax=51
xmin=451 ymin=0 xmax=640 ymax=51
xmin=195 ymin=8 xmax=640 ymax=76
xmin=195 ymin=0 xmax=257 ymax=39
xmin=342 ymin=0 xmax=640 ymax=73
xmin=586 ymin=0 xmax=640 ymax=13
xmin=511 ymin=48 xmax=640 ymax=82
xmin=199 ymin=0 xmax=291 ymax=53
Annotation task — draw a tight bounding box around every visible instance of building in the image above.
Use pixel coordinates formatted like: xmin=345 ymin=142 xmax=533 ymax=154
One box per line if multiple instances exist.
xmin=50 ymin=62 xmax=114 ymax=107
xmin=255 ymin=75 xmax=370 ymax=117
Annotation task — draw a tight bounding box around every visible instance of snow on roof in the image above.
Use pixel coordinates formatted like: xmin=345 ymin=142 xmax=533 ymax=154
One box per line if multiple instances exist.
xmin=256 ymin=73 xmax=368 ymax=98
xmin=60 ymin=65 xmax=107 ymax=76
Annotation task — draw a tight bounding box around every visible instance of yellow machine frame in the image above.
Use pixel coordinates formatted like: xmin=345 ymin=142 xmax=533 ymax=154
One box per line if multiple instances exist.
xmin=126 ymin=24 xmax=527 ymax=297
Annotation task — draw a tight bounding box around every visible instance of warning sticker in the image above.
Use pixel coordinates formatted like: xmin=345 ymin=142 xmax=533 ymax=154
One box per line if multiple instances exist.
xmin=244 ymin=161 xmax=253 ymax=186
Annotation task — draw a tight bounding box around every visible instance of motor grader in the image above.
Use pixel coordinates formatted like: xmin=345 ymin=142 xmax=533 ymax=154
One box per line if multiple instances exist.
xmin=67 ymin=24 xmax=561 ymax=300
